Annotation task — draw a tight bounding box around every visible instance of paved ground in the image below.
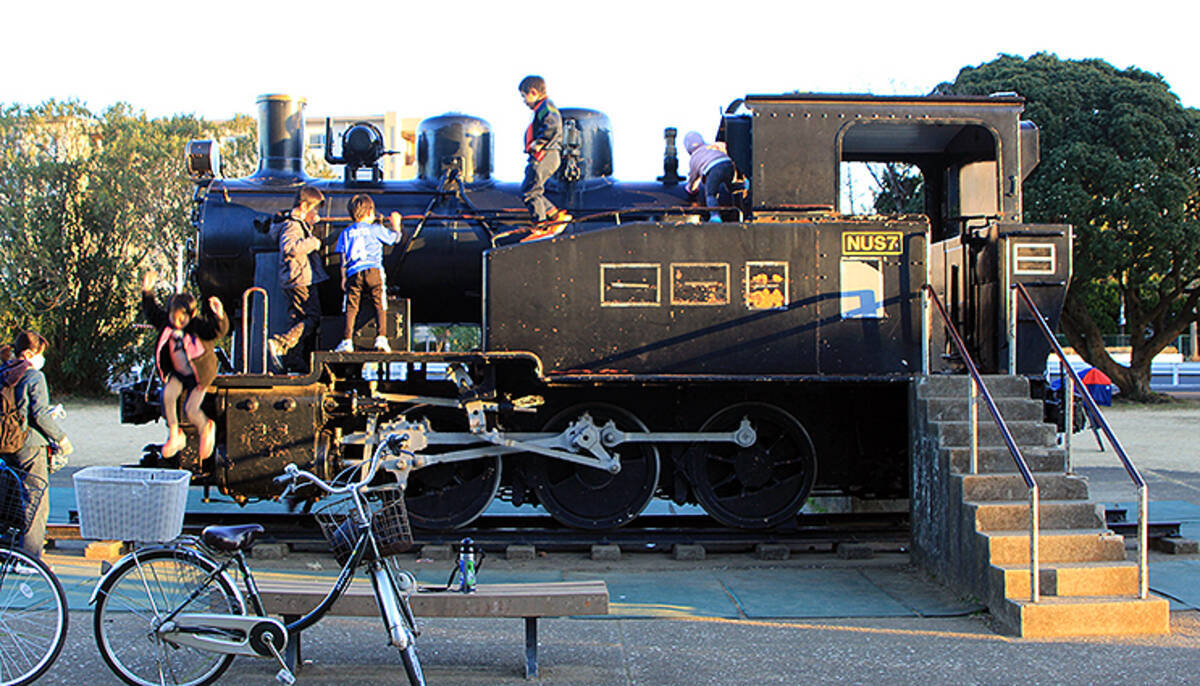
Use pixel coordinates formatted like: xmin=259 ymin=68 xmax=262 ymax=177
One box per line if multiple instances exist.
xmin=22 ymin=397 xmax=1200 ymax=684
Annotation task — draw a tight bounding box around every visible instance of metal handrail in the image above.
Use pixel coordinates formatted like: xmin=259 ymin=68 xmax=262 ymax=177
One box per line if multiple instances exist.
xmin=1011 ymin=282 xmax=1148 ymax=598
xmin=923 ymin=284 xmax=1041 ymax=602
xmin=241 ymin=287 xmax=269 ymax=374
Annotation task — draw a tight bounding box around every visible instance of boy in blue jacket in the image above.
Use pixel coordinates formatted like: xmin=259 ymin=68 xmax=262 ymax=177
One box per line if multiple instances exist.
xmin=519 ymin=75 xmax=571 ymax=239
xmin=334 ymin=194 xmax=402 ymax=353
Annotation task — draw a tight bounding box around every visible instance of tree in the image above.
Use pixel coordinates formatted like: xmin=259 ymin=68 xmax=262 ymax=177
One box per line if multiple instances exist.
xmin=936 ymin=54 xmax=1200 ymax=400
xmin=869 ymin=163 xmax=924 ymax=215
xmin=0 ymin=101 xmax=256 ymax=394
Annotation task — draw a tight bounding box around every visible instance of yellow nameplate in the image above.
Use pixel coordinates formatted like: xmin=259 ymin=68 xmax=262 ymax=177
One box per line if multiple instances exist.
xmin=842 ymin=231 xmax=903 ymax=256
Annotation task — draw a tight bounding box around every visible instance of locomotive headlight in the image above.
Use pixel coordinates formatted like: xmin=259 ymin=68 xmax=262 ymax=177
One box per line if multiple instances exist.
xmin=185 ymin=139 xmax=222 ymax=180
xmin=341 ymin=122 xmax=385 ymax=167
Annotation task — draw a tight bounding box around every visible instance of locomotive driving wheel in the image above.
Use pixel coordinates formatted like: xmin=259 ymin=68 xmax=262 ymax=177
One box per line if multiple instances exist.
xmin=404 ymin=457 xmax=501 ymax=531
xmin=525 ymin=403 xmax=660 ymax=530
xmin=687 ymin=402 xmax=817 ymax=529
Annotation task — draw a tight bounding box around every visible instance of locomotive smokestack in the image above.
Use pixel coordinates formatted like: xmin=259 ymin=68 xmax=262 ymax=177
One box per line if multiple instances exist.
xmin=253 ymin=94 xmax=309 ymax=180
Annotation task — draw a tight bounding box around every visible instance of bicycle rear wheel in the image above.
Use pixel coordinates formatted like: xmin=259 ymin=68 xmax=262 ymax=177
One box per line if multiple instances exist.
xmin=93 ymin=548 xmax=243 ymax=686
xmin=0 ymin=548 xmax=67 ymax=686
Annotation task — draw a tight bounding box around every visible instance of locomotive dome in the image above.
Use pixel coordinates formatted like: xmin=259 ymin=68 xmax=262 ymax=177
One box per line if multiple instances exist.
xmin=416 ymin=113 xmax=493 ymax=185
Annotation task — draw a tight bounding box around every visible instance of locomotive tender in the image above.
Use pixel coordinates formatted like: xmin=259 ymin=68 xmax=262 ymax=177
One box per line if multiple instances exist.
xmin=130 ymin=91 xmax=1070 ymax=531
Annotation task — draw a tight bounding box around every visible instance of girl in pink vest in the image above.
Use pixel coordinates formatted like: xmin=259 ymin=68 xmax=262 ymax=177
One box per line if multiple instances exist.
xmin=140 ymin=270 xmax=229 ymax=461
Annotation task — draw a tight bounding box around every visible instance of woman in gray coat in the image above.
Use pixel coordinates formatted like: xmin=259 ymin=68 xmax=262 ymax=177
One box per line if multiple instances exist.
xmin=0 ymin=331 xmax=73 ymax=560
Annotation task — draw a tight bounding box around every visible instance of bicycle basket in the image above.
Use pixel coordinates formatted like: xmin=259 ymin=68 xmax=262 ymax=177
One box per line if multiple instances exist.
xmin=0 ymin=463 xmax=46 ymax=541
xmin=73 ymin=466 xmax=190 ymax=542
xmin=314 ymin=488 xmax=413 ymax=565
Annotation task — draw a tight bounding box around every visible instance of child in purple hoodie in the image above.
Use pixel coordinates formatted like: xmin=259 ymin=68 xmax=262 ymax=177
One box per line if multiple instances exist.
xmin=684 ymin=131 xmax=735 ymax=221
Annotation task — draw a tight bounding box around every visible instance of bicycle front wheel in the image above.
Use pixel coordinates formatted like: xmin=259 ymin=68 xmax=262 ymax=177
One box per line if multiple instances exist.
xmin=0 ymin=548 xmax=67 ymax=686
xmin=93 ymin=548 xmax=243 ymax=686
xmin=401 ymin=639 xmax=426 ymax=686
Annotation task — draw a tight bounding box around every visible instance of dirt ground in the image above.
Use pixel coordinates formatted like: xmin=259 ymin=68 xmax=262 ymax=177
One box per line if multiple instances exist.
xmin=56 ymin=397 xmax=162 ymax=469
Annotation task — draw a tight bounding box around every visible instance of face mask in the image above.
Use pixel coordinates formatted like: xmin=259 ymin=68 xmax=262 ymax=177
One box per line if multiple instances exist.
xmin=29 ymin=353 xmax=45 ymax=371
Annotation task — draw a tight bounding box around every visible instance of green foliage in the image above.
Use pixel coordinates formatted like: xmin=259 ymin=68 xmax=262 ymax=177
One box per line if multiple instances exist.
xmin=0 ymin=101 xmax=256 ymax=394
xmin=424 ymin=326 xmax=482 ymax=352
xmin=937 ymin=53 xmax=1200 ymax=399
xmin=869 ymin=163 xmax=925 ymax=215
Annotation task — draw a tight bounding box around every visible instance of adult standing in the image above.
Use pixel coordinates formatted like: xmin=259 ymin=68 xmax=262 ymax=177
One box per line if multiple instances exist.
xmin=267 ymin=186 xmax=329 ymax=370
xmin=0 ymin=331 xmax=72 ymax=560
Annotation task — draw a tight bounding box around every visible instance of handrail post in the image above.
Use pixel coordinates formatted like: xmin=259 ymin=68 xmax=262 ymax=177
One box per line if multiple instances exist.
xmin=969 ymin=380 xmax=978 ymax=474
xmin=1008 ymin=282 xmax=1018 ymax=375
xmin=1030 ymin=484 xmax=1040 ymax=603
xmin=1064 ymin=370 xmax=1073 ymax=472
xmin=922 ymin=231 xmax=931 ymax=376
xmin=921 ymin=284 xmax=930 ymax=376
xmin=1138 ymin=484 xmax=1149 ymax=599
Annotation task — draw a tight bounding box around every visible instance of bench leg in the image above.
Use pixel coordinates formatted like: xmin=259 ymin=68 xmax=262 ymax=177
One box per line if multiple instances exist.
xmin=284 ymin=615 xmax=301 ymax=673
xmin=524 ymin=617 xmax=538 ymax=679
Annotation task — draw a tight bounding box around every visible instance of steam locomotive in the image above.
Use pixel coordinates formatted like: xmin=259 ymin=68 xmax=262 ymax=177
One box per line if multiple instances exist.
xmin=125 ymin=92 xmax=1071 ymax=531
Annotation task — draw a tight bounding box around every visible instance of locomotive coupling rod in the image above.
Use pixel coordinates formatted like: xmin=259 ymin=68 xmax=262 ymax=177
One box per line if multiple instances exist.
xmin=599 ymin=418 xmax=756 ymax=448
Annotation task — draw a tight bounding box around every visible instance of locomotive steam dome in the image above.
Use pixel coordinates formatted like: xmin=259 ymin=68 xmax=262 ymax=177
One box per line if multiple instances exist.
xmin=417 ymin=114 xmax=493 ymax=184
xmin=557 ymin=108 xmax=613 ymax=183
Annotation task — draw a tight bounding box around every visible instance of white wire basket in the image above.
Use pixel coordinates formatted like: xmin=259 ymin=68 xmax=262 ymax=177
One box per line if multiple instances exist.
xmin=73 ymin=466 xmax=191 ymax=542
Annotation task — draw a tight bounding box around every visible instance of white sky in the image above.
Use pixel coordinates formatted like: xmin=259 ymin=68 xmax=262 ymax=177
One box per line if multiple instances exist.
xmin=5 ymin=0 xmax=1198 ymax=181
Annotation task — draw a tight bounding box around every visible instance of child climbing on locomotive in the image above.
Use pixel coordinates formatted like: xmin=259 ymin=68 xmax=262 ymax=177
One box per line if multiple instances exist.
xmin=334 ymin=193 xmax=402 ymax=353
xmin=140 ymin=269 xmax=228 ymax=462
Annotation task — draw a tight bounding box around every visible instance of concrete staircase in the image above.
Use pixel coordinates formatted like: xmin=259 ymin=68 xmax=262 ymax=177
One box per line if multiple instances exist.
xmin=910 ymin=375 xmax=1168 ymax=637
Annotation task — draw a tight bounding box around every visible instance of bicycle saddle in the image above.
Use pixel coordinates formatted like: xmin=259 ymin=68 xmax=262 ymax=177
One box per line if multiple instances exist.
xmin=201 ymin=524 xmax=266 ymax=552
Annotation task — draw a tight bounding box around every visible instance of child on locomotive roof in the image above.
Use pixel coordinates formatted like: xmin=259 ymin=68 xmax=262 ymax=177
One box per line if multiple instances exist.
xmin=334 ymin=194 xmax=402 ymax=353
xmin=683 ymin=131 xmax=734 ymax=222
xmin=140 ymin=270 xmax=228 ymax=462
xmin=518 ymin=75 xmax=572 ymax=238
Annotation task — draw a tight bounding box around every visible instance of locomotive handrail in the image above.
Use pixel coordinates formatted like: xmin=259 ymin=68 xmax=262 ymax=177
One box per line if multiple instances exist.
xmin=1010 ymin=282 xmax=1148 ymax=599
xmin=241 ymin=287 xmax=269 ymax=374
xmin=922 ymin=283 xmax=1041 ymax=603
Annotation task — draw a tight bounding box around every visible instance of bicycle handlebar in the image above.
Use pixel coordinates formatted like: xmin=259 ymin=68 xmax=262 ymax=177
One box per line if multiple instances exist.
xmin=278 ymin=433 xmax=410 ymax=497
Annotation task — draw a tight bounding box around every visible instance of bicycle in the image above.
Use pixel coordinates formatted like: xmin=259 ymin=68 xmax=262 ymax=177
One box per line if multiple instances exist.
xmin=89 ymin=434 xmax=426 ymax=686
xmin=0 ymin=462 xmax=68 ymax=686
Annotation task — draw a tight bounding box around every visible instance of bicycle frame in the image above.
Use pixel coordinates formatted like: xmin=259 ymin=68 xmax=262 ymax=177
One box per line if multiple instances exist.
xmin=90 ymin=517 xmax=412 ymax=656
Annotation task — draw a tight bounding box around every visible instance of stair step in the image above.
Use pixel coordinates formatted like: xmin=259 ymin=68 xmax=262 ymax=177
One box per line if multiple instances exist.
xmin=993 ymin=561 xmax=1141 ymax=598
xmin=959 ymin=473 xmax=1089 ymax=501
xmin=983 ymin=528 xmax=1126 ymax=565
xmin=922 ymin=396 xmax=1045 ymax=422
xmin=969 ymin=500 xmax=1105 ymax=531
xmin=934 ymin=420 xmax=1057 ymax=449
xmin=996 ymin=595 xmax=1169 ymax=637
xmin=919 ymin=375 xmax=1030 ymax=399
xmin=946 ymin=446 xmax=1066 ymax=474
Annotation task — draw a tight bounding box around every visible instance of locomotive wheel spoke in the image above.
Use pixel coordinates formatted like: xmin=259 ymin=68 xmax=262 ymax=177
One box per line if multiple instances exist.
xmin=687 ymin=402 xmax=817 ymax=529
xmin=524 ymin=403 xmax=660 ymax=530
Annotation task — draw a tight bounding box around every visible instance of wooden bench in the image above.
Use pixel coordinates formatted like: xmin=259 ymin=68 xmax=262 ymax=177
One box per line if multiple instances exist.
xmin=258 ymin=579 xmax=609 ymax=678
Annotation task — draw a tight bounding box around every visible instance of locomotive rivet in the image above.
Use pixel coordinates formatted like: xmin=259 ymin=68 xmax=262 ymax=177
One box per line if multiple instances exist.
xmin=278 ymin=398 xmax=297 ymax=412
xmin=243 ymin=398 xmax=259 ymax=413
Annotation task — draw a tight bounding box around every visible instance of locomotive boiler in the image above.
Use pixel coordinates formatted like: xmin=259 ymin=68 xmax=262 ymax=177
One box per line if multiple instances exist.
xmin=126 ymin=91 xmax=1071 ymax=532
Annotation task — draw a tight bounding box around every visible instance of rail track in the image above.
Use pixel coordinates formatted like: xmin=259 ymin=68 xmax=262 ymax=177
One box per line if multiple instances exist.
xmin=50 ymin=511 xmax=911 ymax=554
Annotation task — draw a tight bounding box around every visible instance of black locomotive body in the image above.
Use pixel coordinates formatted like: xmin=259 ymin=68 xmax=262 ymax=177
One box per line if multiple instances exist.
xmin=132 ymin=92 xmax=1071 ymax=532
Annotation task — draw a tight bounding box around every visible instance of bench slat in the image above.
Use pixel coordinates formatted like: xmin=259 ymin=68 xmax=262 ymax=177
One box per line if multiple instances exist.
xmin=257 ymin=579 xmax=609 ymax=618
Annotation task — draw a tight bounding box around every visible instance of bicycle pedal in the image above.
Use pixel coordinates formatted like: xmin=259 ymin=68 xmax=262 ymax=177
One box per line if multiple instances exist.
xmin=275 ymin=667 xmax=296 ymax=685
